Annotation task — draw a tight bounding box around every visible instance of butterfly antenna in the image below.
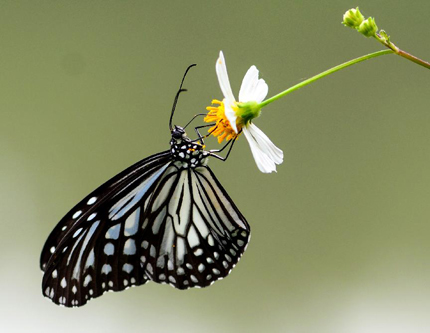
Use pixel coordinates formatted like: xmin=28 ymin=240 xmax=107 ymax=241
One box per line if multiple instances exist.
xmin=169 ymin=64 xmax=197 ymax=131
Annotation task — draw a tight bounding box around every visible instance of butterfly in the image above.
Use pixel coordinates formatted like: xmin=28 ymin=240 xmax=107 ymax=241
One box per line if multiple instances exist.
xmin=40 ymin=65 xmax=251 ymax=307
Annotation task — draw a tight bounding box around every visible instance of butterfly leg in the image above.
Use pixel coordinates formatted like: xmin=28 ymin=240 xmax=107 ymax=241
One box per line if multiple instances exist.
xmin=193 ymin=123 xmax=218 ymax=145
xmin=183 ymin=113 xmax=207 ymax=130
xmin=209 ymin=137 xmax=237 ymax=161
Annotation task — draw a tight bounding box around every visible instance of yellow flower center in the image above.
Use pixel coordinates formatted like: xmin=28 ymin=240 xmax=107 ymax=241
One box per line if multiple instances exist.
xmin=204 ymin=99 xmax=242 ymax=143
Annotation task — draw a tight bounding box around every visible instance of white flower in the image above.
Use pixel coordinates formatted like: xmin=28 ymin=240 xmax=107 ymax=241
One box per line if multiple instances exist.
xmin=215 ymin=51 xmax=283 ymax=173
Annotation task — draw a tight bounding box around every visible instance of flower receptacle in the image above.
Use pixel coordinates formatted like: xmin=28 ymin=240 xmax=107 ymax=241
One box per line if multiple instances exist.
xmin=235 ymin=101 xmax=261 ymax=126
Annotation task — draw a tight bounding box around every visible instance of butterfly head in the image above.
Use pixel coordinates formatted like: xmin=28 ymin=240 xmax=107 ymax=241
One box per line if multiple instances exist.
xmin=171 ymin=125 xmax=187 ymax=142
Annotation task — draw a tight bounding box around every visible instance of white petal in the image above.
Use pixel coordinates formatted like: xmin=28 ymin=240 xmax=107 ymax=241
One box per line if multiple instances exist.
xmin=239 ymin=66 xmax=259 ymax=102
xmin=223 ymin=98 xmax=238 ymax=133
xmin=247 ymin=124 xmax=283 ymax=164
xmin=216 ymin=51 xmax=236 ymax=102
xmin=242 ymin=124 xmax=283 ymax=173
xmin=239 ymin=66 xmax=268 ymax=103
xmin=243 ymin=128 xmax=276 ymax=173
xmin=253 ymin=79 xmax=268 ymax=104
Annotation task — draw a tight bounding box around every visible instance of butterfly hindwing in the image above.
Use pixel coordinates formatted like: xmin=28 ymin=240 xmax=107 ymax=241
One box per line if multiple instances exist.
xmin=140 ymin=163 xmax=250 ymax=289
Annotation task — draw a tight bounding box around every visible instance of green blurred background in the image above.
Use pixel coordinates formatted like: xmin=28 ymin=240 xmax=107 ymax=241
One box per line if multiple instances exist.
xmin=1 ymin=1 xmax=429 ymax=332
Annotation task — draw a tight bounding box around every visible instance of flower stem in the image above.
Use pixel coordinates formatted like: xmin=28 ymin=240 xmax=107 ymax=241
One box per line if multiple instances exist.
xmin=397 ymin=50 xmax=430 ymax=69
xmin=374 ymin=33 xmax=430 ymax=70
xmin=259 ymin=49 xmax=394 ymax=108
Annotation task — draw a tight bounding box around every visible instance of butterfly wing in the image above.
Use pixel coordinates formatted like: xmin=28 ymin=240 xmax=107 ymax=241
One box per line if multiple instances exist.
xmin=140 ymin=164 xmax=250 ymax=289
xmin=40 ymin=151 xmax=171 ymax=271
xmin=41 ymin=151 xmax=172 ymax=307
xmin=41 ymin=155 xmax=250 ymax=307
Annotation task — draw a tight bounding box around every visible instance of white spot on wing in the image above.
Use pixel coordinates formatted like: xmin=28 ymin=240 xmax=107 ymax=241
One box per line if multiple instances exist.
xmin=124 ymin=239 xmax=136 ymax=255
xmin=72 ymin=210 xmax=82 ymax=219
xmin=87 ymin=197 xmax=97 ymax=205
xmin=206 ymin=257 xmax=214 ymax=264
xmin=84 ymin=249 xmax=95 ymax=270
xmin=122 ymin=263 xmax=134 ymax=273
xmin=124 ymin=207 xmax=140 ymax=236
xmin=105 ymin=223 xmax=121 ymax=239
xmin=187 ymin=225 xmax=200 ymax=248
xmin=157 ymin=256 xmax=165 ymax=268
xmin=177 ymin=267 xmax=185 ymax=275
xmin=207 ymin=234 xmax=215 ymax=246
xmin=83 ymin=274 xmax=92 ymax=287
xmin=150 ymin=244 xmax=156 ymax=257
xmin=176 ymin=237 xmax=186 ymax=264
xmin=104 ymin=243 xmax=115 ymax=256
xmin=101 ymin=264 xmax=112 ymax=275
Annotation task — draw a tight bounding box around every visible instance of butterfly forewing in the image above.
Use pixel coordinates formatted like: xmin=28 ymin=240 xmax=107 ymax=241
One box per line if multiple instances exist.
xmin=40 ymin=151 xmax=171 ymax=272
xmin=41 ymin=132 xmax=250 ymax=307
xmin=42 ymin=152 xmax=173 ymax=306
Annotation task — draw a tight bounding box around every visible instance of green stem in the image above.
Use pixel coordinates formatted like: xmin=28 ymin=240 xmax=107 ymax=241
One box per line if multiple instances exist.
xmin=259 ymin=49 xmax=394 ymax=108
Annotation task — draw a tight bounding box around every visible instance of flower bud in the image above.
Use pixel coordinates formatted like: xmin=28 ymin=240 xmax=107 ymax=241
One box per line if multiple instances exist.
xmin=342 ymin=7 xmax=365 ymax=28
xmin=358 ymin=17 xmax=378 ymax=37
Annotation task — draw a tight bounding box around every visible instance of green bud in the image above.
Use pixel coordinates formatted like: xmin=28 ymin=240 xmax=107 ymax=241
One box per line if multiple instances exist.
xmin=235 ymin=101 xmax=261 ymax=125
xmin=342 ymin=7 xmax=365 ymax=28
xmin=379 ymin=29 xmax=390 ymax=43
xmin=358 ymin=17 xmax=378 ymax=37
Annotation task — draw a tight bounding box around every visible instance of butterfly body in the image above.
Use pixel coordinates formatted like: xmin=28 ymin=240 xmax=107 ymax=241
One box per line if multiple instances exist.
xmin=170 ymin=125 xmax=209 ymax=169
xmin=41 ymin=125 xmax=250 ymax=307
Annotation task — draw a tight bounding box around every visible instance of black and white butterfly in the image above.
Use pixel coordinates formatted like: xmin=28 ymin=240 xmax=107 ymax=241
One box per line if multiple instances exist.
xmin=40 ymin=65 xmax=250 ymax=307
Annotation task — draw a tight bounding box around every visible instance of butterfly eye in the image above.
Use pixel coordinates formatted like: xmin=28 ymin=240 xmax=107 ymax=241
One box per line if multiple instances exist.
xmin=172 ymin=126 xmax=185 ymax=139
